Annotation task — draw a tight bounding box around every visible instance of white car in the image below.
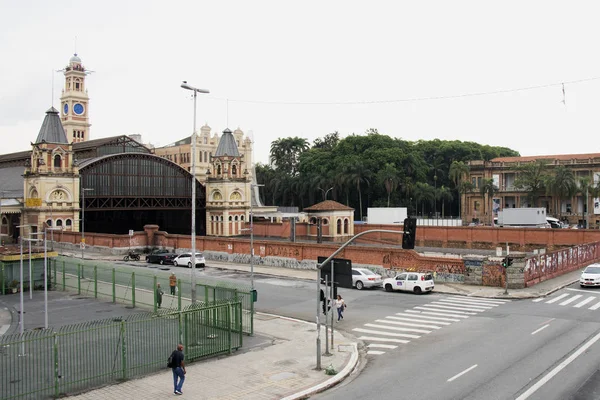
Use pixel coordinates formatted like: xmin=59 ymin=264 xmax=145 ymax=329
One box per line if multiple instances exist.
xmin=352 ymin=268 xmax=383 ymax=290
xmin=580 ymin=264 xmax=600 ymax=287
xmin=383 ymin=272 xmax=434 ymax=294
xmin=173 ymin=252 xmax=206 ymax=268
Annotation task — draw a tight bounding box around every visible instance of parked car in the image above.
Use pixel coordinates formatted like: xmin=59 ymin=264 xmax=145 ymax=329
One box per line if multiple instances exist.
xmin=146 ymin=250 xmax=177 ymax=265
xmin=580 ymin=264 xmax=600 ymax=287
xmin=383 ymin=272 xmax=434 ymax=294
xmin=173 ymin=252 xmax=206 ymax=268
xmin=351 ymin=268 xmax=383 ymax=290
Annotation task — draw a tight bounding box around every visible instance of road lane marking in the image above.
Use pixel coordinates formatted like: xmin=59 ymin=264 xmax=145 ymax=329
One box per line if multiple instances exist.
xmin=352 ymin=328 xmax=420 ymax=338
xmin=430 ymin=302 xmax=489 ymax=312
xmin=376 ymin=319 xmax=441 ymax=329
xmin=437 ymin=299 xmax=494 ymax=309
xmin=574 ymin=296 xmax=596 ymax=308
xmin=368 ymin=343 xmax=398 ymax=349
xmin=559 ymin=294 xmax=583 ymax=306
xmin=567 ymin=288 xmax=599 ymax=293
xmin=446 ymin=295 xmax=510 ymax=304
xmin=358 ymin=336 xmax=410 ymax=344
xmin=414 ymin=306 xmax=475 ymax=316
xmin=367 ymin=350 xmax=386 ymax=355
xmin=532 ymin=298 xmax=545 ymax=302
xmin=447 ymin=364 xmax=478 ymax=382
xmin=400 ymin=311 xmax=460 ymax=322
xmin=546 ymin=293 xmax=569 ymax=304
xmin=411 ymin=308 xmax=470 ymax=318
xmin=516 ymin=331 xmax=600 ymax=400
xmin=364 ymin=323 xmax=431 ymax=334
xmin=383 ymin=317 xmax=445 ymax=328
xmin=531 ymin=324 xmax=549 ymax=335
xmin=442 ymin=297 xmax=502 ymax=306
xmin=590 ymin=302 xmax=600 ymax=310
xmin=388 ymin=315 xmax=451 ymax=325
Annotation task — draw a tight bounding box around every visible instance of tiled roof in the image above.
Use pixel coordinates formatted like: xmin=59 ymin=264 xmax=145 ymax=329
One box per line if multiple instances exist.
xmin=303 ymin=200 xmax=354 ymax=211
xmin=35 ymin=107 xmax=68 ymax=144
xmin=492 ymin=153 xmax=600 ymax=162
xmin=0 ymin=166 xmax=26 ymax=198
xmin=214 ymin=128 xmax=240 ymax=157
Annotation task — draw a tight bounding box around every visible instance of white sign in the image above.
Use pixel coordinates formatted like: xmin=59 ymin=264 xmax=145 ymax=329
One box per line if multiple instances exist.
xmin=80 ymin=242 xmax=86 ymax=249
xmin=129 ymin=230 xmax=134 ymax=236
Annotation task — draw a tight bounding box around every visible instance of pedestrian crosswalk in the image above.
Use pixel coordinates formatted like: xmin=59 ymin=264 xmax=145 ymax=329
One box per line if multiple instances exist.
xmin=533 ymin=290 xmax=600 ymax=310
xmin=353 ymin=296 xmax=511 ymax=356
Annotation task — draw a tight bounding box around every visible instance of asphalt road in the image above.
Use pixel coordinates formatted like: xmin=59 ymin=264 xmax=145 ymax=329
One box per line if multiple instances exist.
xmin=50 ymin=257 xmax=600 ymax=400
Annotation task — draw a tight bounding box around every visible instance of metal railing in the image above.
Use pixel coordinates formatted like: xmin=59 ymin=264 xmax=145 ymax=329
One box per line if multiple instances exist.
xmin=49 ymin=258 xmax=254 ymax=335
xmin=0 ymin=301 xmax=242 ymax=400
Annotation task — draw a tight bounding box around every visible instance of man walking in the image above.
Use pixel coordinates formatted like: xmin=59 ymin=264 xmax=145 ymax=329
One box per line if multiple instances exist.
xmin=169 ymin=272 xmax=177 ymax=295
xmin=170 ymin=344 xmax=186 ymax=395
xmin=156 ymin=283 xmax=164 ymax=309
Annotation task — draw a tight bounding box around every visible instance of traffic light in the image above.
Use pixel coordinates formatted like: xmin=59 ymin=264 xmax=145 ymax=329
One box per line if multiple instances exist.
xmin=507 ymin=257 xmax=513 ymax=267
xmin=402 ymin=217 xmax=417 ymax=250
xmin=501 ymin=257 xmax=508 ymax=268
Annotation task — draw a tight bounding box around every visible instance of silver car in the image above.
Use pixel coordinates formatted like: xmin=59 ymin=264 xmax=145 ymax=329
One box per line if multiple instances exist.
xmin=173 ymin=252 xmax=206 ymax=268
xmin=352 ymin=268 xmax=383 ymax=290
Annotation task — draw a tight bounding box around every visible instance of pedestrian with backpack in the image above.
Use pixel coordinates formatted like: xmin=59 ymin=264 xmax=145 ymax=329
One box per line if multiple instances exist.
xmin=168 ymin=344 xmax=186 ymax=395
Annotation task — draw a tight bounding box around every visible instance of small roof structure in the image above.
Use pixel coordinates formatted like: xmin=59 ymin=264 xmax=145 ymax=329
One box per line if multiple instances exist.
xmin=303 ymin=200 xmax=354 ymax=212
xmin=214 ymin=128 xmax=240 ymax=157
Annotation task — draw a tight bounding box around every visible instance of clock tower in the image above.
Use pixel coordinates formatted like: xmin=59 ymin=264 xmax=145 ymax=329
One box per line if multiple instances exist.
xmin=60 ymin=53 xmax=91 ymax=143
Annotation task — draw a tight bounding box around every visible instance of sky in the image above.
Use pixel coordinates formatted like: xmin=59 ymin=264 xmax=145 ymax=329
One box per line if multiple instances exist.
xmin=2 ymin=1 xmax=600 ymax=165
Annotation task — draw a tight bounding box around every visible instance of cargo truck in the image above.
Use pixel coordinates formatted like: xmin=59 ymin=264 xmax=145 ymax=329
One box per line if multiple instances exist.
xmin=496 ymin=208 xmax=550 ymax=228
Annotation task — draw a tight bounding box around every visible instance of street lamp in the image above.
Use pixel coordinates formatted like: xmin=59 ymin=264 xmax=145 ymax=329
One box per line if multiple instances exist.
xmin=318 ymin=187 xmax=333 ymax=201
xmin=81 ymin=187 xmax=94 ymax=259
xmin=249 ymin=184 xmax=264 ymax=291
xmin=181 ymin=81 xmax=209 ymax=304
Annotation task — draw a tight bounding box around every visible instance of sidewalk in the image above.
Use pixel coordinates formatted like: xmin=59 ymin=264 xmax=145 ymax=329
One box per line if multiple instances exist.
xmin=68 ymin=314 xmax=357 ymax=400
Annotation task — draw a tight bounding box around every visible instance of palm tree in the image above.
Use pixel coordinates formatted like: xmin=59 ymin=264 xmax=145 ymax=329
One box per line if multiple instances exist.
xmin=339 ymin=162 xmax=373 ymax=221
xmin=513 ymin=160 xmax=548 ymax=206
xmin=438 ymin=186 xmax=454 ymax=218
xmin=269 ymin=137 xmax=309 ymax=175
xmin=449 ymin=161 xmax=470 ymax=219
xmin=377 ymin=163 xmax=399 ymax=207
xmin=479 ymin=178 xmax=497 ymax=225
xmin=550 ymin=166 xmax=577 ymax=219
xmin=414 ymin=182 xmax=435 ymax=217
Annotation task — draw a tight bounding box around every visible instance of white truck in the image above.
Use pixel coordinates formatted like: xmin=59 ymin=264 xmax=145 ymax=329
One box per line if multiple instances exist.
xmin=496 ymin=208 xmax=549 ymax=228
xmin=367 ymin=207 xmax=408 ymax=224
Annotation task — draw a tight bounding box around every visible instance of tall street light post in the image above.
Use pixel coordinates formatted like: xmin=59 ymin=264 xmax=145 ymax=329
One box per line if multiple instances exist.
xmin=318 ymin=187 xmax=333 ymax=201
xmin=81 ymin=187 xmax=94 ymax=259
xmin=181 ymin=81 xmax=209 ymax=304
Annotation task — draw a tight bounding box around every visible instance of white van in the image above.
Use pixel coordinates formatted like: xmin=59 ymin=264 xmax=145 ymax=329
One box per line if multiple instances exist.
xmin=546 ymin=217 xmax=564 ymax=229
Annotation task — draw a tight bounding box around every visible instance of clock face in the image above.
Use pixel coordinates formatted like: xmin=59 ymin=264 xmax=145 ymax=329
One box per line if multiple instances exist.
xmin=73 ymin=103 xmax=84 ymax=115
xmin=63 ymin=103 xmax=68 ymax=114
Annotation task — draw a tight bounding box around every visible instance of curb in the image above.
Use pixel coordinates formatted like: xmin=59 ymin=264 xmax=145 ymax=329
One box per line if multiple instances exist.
xmin=281 ymin=342 xmax=359 ymax=400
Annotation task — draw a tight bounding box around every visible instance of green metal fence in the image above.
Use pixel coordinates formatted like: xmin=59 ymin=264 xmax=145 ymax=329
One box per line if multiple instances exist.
xmin=50 ymin=258 xmax=254 ymax=335
xmin=0 ymin=301 xmax=242 ymax=400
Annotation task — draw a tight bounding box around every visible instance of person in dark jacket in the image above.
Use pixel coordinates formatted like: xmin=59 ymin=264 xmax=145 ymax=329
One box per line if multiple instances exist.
xmin=156 ymin=283 xmax=164 ymax=309
xmin=170 ymin=344 xmax=186 ymax=395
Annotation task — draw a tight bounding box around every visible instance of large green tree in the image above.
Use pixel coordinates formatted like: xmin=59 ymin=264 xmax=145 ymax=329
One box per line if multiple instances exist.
xmin=449 ymin=161 xmax=470 ymax=219
xmin=270 ymin=137 xmax=309 ymax=176
xmin=479 ymin=178 xmax=497 ymax=225
xmin=376 ymin=163 xmax=399 ymax=207
xmin=513 ymin=160 xmax=548 ymax=206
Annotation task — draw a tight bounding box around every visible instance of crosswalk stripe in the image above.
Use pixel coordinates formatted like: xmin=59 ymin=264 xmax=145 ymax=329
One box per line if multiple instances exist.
xmin=365 ymin=323 xmax=431 ymax=334
xmin=410 ymin=308 xmax=470 ymax=319
xmin=574 ymin=296 xmax=596 ymax=308
xmin=358 ymin=336 xmax=410 ymax=344
xmin=429 ymin=302 xmax=488 ymax=312
xmin=440 ymin=297 xmax=500 ymax=307
xmin=437 ymin=299 xmax=494 ymax=309
xmin=559 ymin=294 xmax=583 ymax=306
xmin=446 ymin=295 xmax=511 ymax=304
xmin=532 ymin=298 xmax=545 ymax=302
xmin=389 ymin=315 xmax=451 ymax=325
xmin=590 ymin=302 xmax=600 ymax=310
xmin=367 ymin=350 xmax=386 ymax=355
xmin=368 ymin=344 xmax=398 ymax=349
xmin=400 ymin=311 xmax=460 ymax=322
xmin=383 ymin=317 xmax=445 ymax=328
xmin=377 ymin=319 xmax=441 ymax=329
xmin=415 ymin=306 xmax=476 ymax=315
xmin=353 ymin=328 xmax=421 ymax=338
xmin=546 ymin=293 xmax=570 ymax=304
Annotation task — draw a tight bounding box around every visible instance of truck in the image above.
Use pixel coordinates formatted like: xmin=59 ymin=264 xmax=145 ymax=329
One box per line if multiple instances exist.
xmin=367 ymin=207 xmax=408 ymax=224
xmin=496 ymin=208 xmax=549 ymax=228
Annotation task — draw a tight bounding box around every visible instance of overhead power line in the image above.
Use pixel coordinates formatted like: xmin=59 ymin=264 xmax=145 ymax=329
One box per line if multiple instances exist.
xmin=209 ymin=76 xmax=600 ymax=106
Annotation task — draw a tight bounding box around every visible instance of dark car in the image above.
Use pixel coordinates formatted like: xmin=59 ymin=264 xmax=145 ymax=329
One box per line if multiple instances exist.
xmin=146 ymin=250 xmax=177 ymax=265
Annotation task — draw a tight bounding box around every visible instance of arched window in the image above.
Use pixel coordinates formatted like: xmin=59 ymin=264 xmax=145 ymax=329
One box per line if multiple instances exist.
xmin=322 ymin=218 xmax=329 ymax=226
xmin=54 ymin=155 xmax=61 ymax=168
xmin=344 ymin=218 xmax=349 ymax=234
xmin=229 ymin=216 xmax=233 ymax=221
xmin=46 ymin=219 xmax=53 ymax=227
xmin=232 ymin=164 xmax=237 ymax=176
xmin=66 ymin=219 xmax=72 ymax=227
xmin=310 ymin=217 xmax=317 ymax=225
xmin=234 ymin=215 xmax=239 ymax=221
xmin=240 ymin=215 xmax=245 ymax=221
xmin=56 ymin=219 xmax=63 ymax=227
xmin=337 ymin=219 xmax=342 ymax=234
xmin=217 ymin=164 xmax=221 ymax=175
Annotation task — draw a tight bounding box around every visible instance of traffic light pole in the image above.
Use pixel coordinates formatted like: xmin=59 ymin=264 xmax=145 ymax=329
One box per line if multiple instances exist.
xmin=504 ymin=242 xmax=509 ymax=295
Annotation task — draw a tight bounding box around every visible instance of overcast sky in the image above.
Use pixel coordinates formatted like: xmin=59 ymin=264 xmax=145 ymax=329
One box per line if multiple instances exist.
xmin=2 ymin=1 xmax=599 ymax=165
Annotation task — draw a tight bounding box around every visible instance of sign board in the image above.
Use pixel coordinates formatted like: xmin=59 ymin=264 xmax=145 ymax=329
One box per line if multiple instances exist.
xmin=80 ymin=242 xmax=86 ymax=249
xmin=26 ymin=198 xmax=42 ymax=207
xmin=129 ymin=230 xmax=134 ymax=236
xmin=318 ymin=256 xmax=353 ymax=289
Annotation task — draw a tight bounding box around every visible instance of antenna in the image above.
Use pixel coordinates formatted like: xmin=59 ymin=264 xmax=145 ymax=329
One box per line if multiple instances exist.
xmin=51 ymin=69 xmax=54 ymax=108
xmin=74 ymin=36 xmax=77 ymax=54
xmin=226 ymin=98 xmax=229 ymax=128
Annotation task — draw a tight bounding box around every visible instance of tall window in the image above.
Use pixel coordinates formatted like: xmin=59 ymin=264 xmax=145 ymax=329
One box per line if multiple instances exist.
xmin=54 ymin=155 xmax=61 ymax=168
